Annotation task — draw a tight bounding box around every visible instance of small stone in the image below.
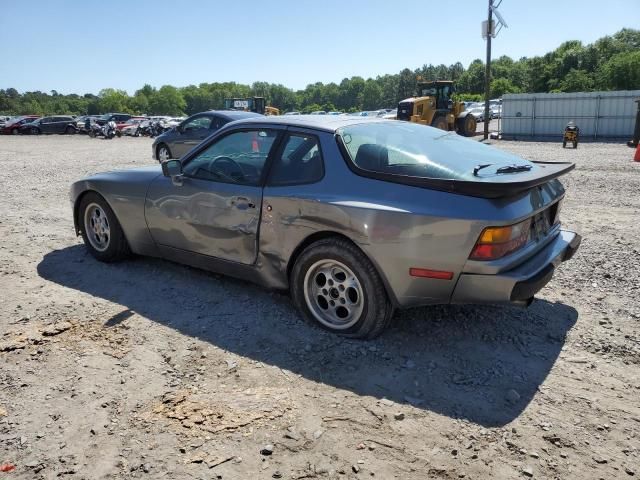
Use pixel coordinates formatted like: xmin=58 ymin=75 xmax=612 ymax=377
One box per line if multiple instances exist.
xmin=313 ymin=429 xmax=324 ymax=439
xmin=41 ymin=322 xmax=72 ymax=336
xmin=529 ymin=452 xmax=539 ymax=459
xmin=560 ymin=453 xmax=567 ymax=459
xmin=506 ymin=389 xmax=521 ymax=404
xmin=451 ymin=449 xmax=458 ymax=456
xmin=261 ymin=444 xmax=274 ymax=456
xmin=593 ymin=456 xmax=608 ymax=464
xmin=625 ymin=466 xmax=635 ymax=476
xmin=352 ymin=465 xmax=360 ymax=473
xmin=522 ymin=466 xmax=534 ymax=477
xmin=142 ymin=464 xmax=151 ymax=473
xmin=394 ymin=412 xmax=405 ymax=421
xmin=357 ymin=443 xmax=366 ymax=450
xmin=272 ymin=471 xmax=283 ymax=479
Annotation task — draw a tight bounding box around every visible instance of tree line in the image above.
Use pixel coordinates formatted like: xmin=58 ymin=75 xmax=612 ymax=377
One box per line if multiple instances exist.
xmin=1 ymin=28 xmax=638 ymax=117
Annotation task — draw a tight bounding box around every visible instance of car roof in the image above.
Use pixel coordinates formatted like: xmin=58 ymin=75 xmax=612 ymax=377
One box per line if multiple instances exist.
xmin=212 ymin=110 xmax=263 ymax=120
xmin=227 ymin=114 xmax=387 ymax=133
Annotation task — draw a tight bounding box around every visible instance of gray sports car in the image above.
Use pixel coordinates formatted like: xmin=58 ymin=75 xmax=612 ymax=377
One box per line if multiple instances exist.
xmin=70 ymin=116 xmax=581 ymax=338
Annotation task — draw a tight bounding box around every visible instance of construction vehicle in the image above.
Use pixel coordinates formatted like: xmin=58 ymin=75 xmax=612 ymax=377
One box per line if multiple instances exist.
xmin=562 ymin=121 xmax=579 ymax=149
xmin=224 ymin=97 xmax=280 ymax=116
xmin=396 ymin=80 xmax=477 ymax=137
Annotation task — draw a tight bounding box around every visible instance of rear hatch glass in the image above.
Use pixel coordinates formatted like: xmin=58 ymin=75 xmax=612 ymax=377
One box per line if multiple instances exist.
xmin=336 ymin=121 xmax=573 ymax=198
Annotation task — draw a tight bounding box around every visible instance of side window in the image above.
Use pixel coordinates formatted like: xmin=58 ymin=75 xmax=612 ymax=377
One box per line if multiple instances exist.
xmin=183 ymin=116 xmax=212 ymax=132
xmin=268 ymin=134 xmax=324 ymax=186
xmin=211 ymin=117 xmax=228 ymax=130
xmin=183 ymin=129 xmax=278 ymax=186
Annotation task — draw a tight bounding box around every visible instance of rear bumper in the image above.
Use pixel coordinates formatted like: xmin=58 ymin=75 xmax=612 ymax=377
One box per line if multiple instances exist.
xmin=450 ymin=229 xmax=581 ymax=305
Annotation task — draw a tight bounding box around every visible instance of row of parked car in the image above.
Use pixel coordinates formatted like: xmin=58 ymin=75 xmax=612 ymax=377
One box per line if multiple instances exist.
xmin=0 ymin=114 xmax=185 ymax=136
xmin=463 ymin=100 xmax=502 ymax=122
xmin=284 ymin=109 xmax=398 ymax=119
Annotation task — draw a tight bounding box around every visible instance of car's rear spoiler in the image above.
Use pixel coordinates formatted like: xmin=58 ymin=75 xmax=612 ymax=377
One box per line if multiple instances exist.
xmin=350 ymin=159 xmax=574 ymax=199
xmin=414 ymin=161 xmax=576 ymax=199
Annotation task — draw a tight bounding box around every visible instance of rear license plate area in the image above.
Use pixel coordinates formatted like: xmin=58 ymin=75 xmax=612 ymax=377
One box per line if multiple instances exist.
xmin=531 ymin=209 xmax=551 ymax=242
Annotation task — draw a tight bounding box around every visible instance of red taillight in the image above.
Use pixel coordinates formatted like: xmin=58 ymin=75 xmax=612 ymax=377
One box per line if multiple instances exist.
xmin=470 ymin=218 xmax=531 ymax=261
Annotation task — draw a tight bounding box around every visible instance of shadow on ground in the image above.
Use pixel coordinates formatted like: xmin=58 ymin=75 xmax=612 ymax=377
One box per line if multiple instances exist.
xmin=38 ymin=245 xmax=578 ymax=427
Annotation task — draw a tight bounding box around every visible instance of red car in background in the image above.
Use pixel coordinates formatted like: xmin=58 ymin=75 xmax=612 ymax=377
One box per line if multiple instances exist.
xmin=1 ymin=115 xmax=40 ymax=135
xmin=116 ymin=116 xmax=146 ymax=131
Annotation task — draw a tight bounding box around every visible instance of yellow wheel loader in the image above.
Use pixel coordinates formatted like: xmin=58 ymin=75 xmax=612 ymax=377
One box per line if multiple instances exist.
xmin=397 ymin=80 xmax=476 ymax=137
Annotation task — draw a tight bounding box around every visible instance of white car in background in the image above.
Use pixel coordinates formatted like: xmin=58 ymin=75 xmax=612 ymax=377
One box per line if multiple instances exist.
xmin=165 ymin=117 xmax=184 ymax=128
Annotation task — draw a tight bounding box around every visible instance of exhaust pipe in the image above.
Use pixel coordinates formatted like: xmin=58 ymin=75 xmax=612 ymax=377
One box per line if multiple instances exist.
xmin=513 ymin=297 xmax=534 ymax=308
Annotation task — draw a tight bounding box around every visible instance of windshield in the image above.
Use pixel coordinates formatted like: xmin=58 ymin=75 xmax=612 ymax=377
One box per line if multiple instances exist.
xmin=337 ymin=121 xmax=535 ymax=181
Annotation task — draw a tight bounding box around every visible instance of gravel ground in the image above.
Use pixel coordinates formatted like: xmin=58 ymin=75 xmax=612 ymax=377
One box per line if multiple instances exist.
xmin=0 ymin=135 xmax=639 ymax=480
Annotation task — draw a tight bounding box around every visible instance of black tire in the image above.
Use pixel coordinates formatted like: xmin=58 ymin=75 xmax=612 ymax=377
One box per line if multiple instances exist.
xmin=562 ymin=141 xmax=566 ymax=148
xmin=11 ymin=128 xmax=19 ymax=135
xmin=78 ymin=192 xmax=131 ymax=263
xmin=65 ymin=126 xmax=76 ymax=135
xmin=116 ymin=130 xmax=122 ymax=138
xmin=32 ymin=127 xmax=40 ymax=135
xmin=157 ymin=144 xmax=172 ymax=162
xmin=573 ymin=141 xmax=578 ymax=149
xmin=290 ymin=237 xmax=394 ymax=339
xmin=431 ymin=116 xmax=448 ymax=131
xmin=456 ymin=114 xmax=477 ymax=137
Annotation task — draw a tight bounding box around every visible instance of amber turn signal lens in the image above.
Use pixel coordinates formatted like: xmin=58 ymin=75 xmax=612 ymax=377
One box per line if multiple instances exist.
xmin=470 ymin=218 xmax=532 ymax=260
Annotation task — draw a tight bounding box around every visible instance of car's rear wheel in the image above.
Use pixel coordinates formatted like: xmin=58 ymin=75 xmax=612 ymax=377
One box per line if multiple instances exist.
xmin=11 ymin=128 xmax=19 ymax=135
xmin=157 ymin=144 xmax=172 ymax=162
xmin=291 ymin=237 xmax=394 ymax=339
xmin=65 ymin=126 xmax=75 ymax=135
xmin=79 ymin=192 xmax=130 ymax=262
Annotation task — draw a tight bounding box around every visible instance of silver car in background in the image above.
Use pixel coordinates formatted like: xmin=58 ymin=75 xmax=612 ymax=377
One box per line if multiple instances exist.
xmin=70 ymin=116 xmax=580 ymax=338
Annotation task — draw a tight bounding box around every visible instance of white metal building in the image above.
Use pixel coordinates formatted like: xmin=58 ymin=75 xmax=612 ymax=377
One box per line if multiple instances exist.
xmin=501 ymin=90 xmax=640 ymax=140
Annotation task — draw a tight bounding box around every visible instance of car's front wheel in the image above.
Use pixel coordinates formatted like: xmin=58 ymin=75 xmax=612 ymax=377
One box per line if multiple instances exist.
xmin=79 ymin=192 xmax=130 ymax=262
xmin=65 ymin=126 xmax=76 ymax=135
xmin=291 ymin=237 xmax=394 ymax=339
xmin=157 ymin=144 xmax=172 ymax=162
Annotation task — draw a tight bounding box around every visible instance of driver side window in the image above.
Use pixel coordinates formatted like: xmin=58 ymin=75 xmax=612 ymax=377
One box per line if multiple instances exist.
xmin=183 ymin=130 xmax=278 ymax=186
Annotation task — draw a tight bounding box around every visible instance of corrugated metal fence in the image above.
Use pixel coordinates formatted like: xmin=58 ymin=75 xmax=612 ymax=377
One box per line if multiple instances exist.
xmin=501 ymin=91 xmax=640 ymax=139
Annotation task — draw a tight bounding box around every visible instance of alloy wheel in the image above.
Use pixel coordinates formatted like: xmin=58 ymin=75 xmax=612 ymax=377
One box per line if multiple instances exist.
xmin=303 ymin=259 xmax=364 ymax=330
xmin=84 ymin=203 xmax=110 ymax=252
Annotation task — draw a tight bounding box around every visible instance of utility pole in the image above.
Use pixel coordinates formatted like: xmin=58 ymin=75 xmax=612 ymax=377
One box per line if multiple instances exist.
xmin=483 ymin=0 xmax=493 ymax=140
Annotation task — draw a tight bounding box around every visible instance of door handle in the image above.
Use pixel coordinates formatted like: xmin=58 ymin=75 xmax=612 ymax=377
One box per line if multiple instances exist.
xmin=231 ymin=196 xmax=255 ymax=210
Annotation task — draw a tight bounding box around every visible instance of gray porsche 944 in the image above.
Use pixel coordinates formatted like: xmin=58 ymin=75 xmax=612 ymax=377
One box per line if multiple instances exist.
xmin=70 ymin=116 xmax=581 ymax=338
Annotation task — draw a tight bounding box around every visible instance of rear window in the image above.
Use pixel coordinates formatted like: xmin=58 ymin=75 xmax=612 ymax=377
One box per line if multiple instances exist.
xmin=336 ymin=121 xmax=535 ymax=181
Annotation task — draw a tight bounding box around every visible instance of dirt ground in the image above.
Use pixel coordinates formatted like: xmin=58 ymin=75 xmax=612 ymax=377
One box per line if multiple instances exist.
xmin=0 ymin=135 xmax=638 ymax=480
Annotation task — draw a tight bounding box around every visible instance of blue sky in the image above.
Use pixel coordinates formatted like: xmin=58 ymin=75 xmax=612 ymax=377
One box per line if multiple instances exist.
xmin=2 ymin=0 xmax=638 ymax=94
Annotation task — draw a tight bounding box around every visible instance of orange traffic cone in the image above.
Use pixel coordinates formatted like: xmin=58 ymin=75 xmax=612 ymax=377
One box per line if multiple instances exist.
xmin=635 ymin=144 xmax=640 ymax=162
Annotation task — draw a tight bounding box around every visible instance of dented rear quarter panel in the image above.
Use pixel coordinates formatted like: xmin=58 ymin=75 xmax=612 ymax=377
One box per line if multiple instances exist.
xmin=259 ymin=131 xmax=566 ymax=307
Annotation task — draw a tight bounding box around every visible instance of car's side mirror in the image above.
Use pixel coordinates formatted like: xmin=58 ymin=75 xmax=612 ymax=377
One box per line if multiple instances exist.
xmin=176 ymin=125 xmax=183 ymax=133
xmin=161 ymin=159 xmax=183 ymax=186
